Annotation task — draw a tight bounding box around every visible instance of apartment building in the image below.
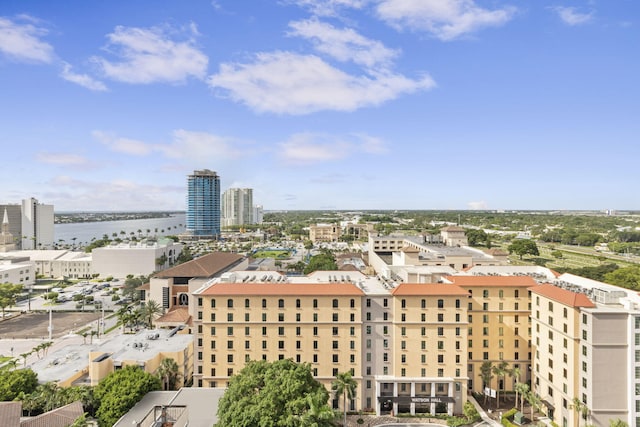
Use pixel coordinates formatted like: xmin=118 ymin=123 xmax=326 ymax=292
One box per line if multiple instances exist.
xmin=189 ymin=268 xmax=539 ymax=417
xmin=530 ymin=274 xmax=639 ymax=427
xmin=192 ymin=275 xmax=364 ymax=414
xmin=445 ymin=275 xmax=535 ymax=393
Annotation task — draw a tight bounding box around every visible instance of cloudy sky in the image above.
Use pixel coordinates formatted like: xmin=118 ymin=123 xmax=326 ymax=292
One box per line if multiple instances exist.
xmin=1 ymin=0 xmax=638 ymax=212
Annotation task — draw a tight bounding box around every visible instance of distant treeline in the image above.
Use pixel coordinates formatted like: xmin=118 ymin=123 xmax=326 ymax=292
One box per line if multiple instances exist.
xmin=54 ymin=211 xmax=184 ymax=224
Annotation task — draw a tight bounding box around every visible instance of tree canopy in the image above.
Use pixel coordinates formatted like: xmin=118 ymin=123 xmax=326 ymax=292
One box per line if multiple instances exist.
xmin=507 ymin=239 xmax=539 ymax=259
xmin=216 ymin=359 xmax=334 ymax=427
xmin=0 ymin=283 xmax=23 ymax=316
xmin=0 ymin=368 xmax=38 ymax=401
xmin=94 ymin=366 xmax=161 ymax=427
xmin=303 ymin=252 xmax=338 ymax=274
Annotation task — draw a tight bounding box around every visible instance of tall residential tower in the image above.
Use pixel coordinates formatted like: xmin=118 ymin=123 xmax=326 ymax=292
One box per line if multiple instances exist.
xmin=186 ymin=169 xmax=221 ymax=239
xmin=221 ymin=188 xmax=253 ymax=227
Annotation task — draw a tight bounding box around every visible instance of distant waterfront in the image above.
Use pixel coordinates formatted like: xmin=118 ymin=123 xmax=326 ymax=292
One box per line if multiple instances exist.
xmin=54 ymin=213 xmax=186 ymax=246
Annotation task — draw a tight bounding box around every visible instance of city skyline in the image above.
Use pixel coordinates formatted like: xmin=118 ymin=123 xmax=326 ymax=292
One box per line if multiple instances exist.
xmin=1 ymin=1 xmax=638 ymax=212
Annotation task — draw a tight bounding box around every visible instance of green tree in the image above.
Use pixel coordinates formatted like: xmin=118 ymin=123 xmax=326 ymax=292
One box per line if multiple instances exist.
xmin=215 ymin=359 xmax=333 ymax=427
xmin=94 ymin=366 xmax=161 ymax=427
xmin=304 ymin=252 xmax=338 ymax=274
xmin=0 ymin=283 xmax=23 ymax=316
xmin=175 ymin=246 xmax=193 ymax=264
xmin=525 ymin=390 xmax=541 ymax=423
xmin=604 ymin=265 xmax=640 ymax=290
xmin=507 ymin=239 xmax=539 ymax=259
xmin=156 ymin=357 xmax=181 ymax=391
xmin=492 ymin=361 xmax=509 ymax=406
xmin=122 ymin=275 xmax=144 ymax=301
xmin=332 ymin=371 xmax=357 ymax=427
xmin=515 ymin=382 xmax=529 ymax=414
xmin=479 ymin=361 xmax=494 ymax=405
xmin=140 ymin=300 xmax=163 ymax=329
xmin=0 ymin=368 xmax=38 ymax=401
xmin=609 ymin=419 xmax=629 ymax=427
xmin=462 ymin=400 xmax=480 ymax=422
xmin=571 ymin=397 xmax=590 ymax=427
xmin=466 ymin=229 xmax=489 ymax=247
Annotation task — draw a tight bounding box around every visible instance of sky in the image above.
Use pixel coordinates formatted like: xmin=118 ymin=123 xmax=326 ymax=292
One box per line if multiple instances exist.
xmin=0 ymin=0 xmax=638 ymax=212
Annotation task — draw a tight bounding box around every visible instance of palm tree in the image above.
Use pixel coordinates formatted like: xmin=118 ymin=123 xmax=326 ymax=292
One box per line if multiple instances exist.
xmin=492 ymin=361 xmax=509 ymax=406
xmin=299 ymin=392 xmax=336 ymax=426
xmin=509 ymin=366 xmax=521 ymax=405
xmin=571 ymin=397 xmax=590 ymax=427
xmin=515 ymin=382 xmax=529 ymax=414
xmin=141 ymin=300 xmax=163 ymax=329
xmin=157 ymin=357 xmax=181 ymax=390
xmin=525 ymin=390 xmax=541 ymax=422
xmin=331 ymin=371 xmax=357 ymax=427
xmin=20 ymin=352 xmax=31 ymax=367
xmin=479 ymin=361 xmax=494 ymax=405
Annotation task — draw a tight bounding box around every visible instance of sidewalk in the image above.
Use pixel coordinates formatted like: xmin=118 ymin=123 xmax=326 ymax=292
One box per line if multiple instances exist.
xmin=467 ymin=395 xmax=502 ymax=427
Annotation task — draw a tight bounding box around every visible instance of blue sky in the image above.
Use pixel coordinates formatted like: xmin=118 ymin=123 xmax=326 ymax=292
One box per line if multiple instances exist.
xmin=1 ymin=0 xmax=638 ymax=212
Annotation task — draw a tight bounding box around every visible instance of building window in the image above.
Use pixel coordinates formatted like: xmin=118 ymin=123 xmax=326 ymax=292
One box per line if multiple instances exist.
xmin=262 ymin=313 xmax=267 ymax=322
xmin=278 ymin=299 xmax=284 ymax=308
xmin=227 ymin=313 xmax=233 ymax=322
xmin=262 ymin=299 xmax=267 ymax=308
xmin=279 ymin=313 xmax=285 ymax=322
xmin=333 ymin=299 xmax=339 ymax=308
xmin=211 ymin=299 xmax=216 ymax=308
xmin=366 ymin=298 xmax=371 ymax=307
xmin=438 ymin=299 xmax=444 ymax=308
xmin=401 ymin=299 xmax=406 ymax=308
xmin=483 ymin=290 xmax=489 ymax=298
xmin=245 ymin=298 xmax=250 ymax=308
xmin=333 ymin=313 xmax=339 ymax=322
xmin=227 ymin=299 xmax=233 ymax=308
xmin=313 ymin=299 xmax=318 ymax=308
xmin=278 ymin=326 xmax=284 ymax=336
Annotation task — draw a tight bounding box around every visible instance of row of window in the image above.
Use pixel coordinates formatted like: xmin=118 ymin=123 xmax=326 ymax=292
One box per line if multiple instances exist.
xmin=200 ymin=297 xmax=358 ymax=309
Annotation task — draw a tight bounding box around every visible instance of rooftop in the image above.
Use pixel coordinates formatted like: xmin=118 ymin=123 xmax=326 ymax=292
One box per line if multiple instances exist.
xmin=154 ymin=251 xmax=244 ymax=279
xmin=445 ymin=275 xmax=538 ymax=287
xmin=392 ymin=283 xmax=469 ymax=296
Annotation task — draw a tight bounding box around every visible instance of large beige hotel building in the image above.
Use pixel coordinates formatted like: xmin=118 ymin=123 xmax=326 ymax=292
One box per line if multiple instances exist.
xmin=154 ymin=231 xmax=640 ymax=426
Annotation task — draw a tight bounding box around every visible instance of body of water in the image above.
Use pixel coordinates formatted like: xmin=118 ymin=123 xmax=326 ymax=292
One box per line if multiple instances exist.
xmin=54 ymin=213 xmax=186 ymax=246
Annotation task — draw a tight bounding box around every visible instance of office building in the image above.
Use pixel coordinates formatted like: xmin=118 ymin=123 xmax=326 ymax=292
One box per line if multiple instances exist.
xmin=221 ymin=188 xmax=253 ymax=227
xmin=0 ymin=198 xmax=54 ymax=249
xmin=186 ymin=170 xmax=221 ymax=239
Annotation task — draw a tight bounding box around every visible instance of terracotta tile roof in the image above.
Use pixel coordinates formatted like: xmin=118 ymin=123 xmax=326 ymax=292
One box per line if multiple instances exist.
xmin=0 ymin=402 xmax=21 ymax=427
xmin=392 ymin=283 xmax=469 ymax=296
xmin=20 ymin=401 xmax=84 ymax=427
xmin=446 ymin=275 xmax=537 ymax=287
xmin=156 ymin=306 xmax=191 ymax=324
xmin=138 ymin=283 xmax=150 ymax=291
xmin=154 ymin=252 xmax=244 ymax=279
xmin=529 ymin=283 xmax=596 ymax=308
xmin=200 ymin=282 xmax=364 ymax=296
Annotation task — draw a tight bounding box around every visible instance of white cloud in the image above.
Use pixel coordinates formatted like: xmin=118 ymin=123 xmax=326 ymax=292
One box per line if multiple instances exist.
xmin=158 ymin=129 xmax=245 ymax=160
xmin=550 ymin=6 xmax=593 ymax=26
xmin=288 ymin=19 xmax=399 ymax=68
xmin=48 ymin=175 xmax=184 ymax=211
xmin=375 ymin=0 xmax=516 ymax=41
xmin=286 ymin=0 xmax=369 ymax=17
xmin=468 ymin=200 xmax=488 ymax=209
xmin=279 ymin=132 xmax=387 ymax=163
xmin=92 ymin=130 xmax=153 ymax=155
xmin=208 ymin=51 xmax=434 ymax=114
xmin=0 ymin=15 xmax=54 ymax=63
xmin=91 ymin=24 xmax=208 ymax=84
xmin=60 ymin=62 xmax=108 ymax=91
xmin=36 ymin=152 xmax=90 ymax=166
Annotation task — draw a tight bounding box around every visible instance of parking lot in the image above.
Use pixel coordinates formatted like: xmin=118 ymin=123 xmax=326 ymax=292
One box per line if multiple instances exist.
xmin=0 ymin=311 xmax=102 ymax=340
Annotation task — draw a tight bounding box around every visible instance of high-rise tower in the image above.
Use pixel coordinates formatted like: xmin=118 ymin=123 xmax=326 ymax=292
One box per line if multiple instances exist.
xmin=221 ymin=188 xmax=253 ymax=227
xmin=186 ymin=169 xmax=221 ymax=239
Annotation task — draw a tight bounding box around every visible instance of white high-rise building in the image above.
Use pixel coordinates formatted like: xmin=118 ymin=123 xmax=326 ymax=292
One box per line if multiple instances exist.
xmin=253 ymin=204 xmax=263 ymax=224
xmin=0 ymin=198 xmax=54 ymax=249
xmin=221 ymin=188 xmax=253 ymax=227
xmin=21 ymin=197 xmax=54 ymax=249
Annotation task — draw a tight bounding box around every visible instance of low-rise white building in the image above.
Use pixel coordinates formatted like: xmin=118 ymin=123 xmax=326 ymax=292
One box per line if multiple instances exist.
xmin=0 ymin=257 xmax=35 ymax=286
xmin=91 ymin=239 xmax=183 ymax=279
